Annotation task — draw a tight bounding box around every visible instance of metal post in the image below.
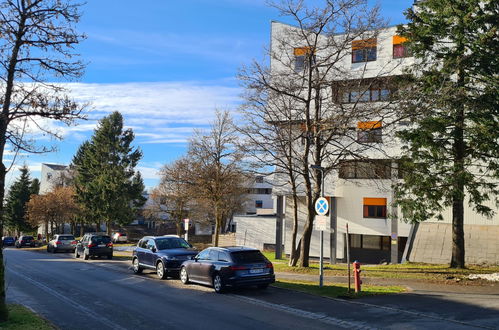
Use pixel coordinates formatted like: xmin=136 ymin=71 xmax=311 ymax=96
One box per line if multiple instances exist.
xmin=275 ymin=195 xmax=283 ymax=260
xmin=330 ymin=197 xmax=337 ymax=264
xmin=318 ymin=167 xmax=324 ymax=288
xmin=391 ymin=161 xmax=399 ymax=264
xmin=346 ymin=223 xmax=351 ymax=293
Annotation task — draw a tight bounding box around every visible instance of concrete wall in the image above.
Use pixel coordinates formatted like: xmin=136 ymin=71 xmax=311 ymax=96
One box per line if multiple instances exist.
xmin=408 ymin=223 xmax=499 ymax=265
xmin=234 ymin=215 xmax=276 ymax=250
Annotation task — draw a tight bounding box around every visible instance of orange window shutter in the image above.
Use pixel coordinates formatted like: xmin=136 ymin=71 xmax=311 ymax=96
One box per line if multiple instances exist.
xmin=352 ymin=38 xmax=377 ymax=50
xmin=363 ymin=198 xmax=387 ymax=206
xmin=357 ymin=121 xmax=382 ymax=130
xmin=393 ymin=35 xmax=408 ymax=45
xmin=294 ymin=47 xmax=313 ymax=56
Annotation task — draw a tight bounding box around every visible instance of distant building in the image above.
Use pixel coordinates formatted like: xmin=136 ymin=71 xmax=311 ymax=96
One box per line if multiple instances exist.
xmin=39 ymin=163 xmax=69 ymax=194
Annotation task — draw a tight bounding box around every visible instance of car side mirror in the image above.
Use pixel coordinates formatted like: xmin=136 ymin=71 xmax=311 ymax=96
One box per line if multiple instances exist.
xmin=188 ymin=243 xmax=193 ymax=248
xmin=194 ymin=256 xmax=199 ymax=262
xmin=151 ymin=247 xmax=157 ymax=253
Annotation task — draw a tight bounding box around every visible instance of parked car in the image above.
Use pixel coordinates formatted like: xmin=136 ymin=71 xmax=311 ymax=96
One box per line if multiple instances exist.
xmin=15 ymin=235 xmax=35 ymax=248
xmin=74 ymin=233 xmax=113 ymax=260
xmin=2 ymin=236 xmax=15 ymax=246
xmin=47 ymin=234 xmax=77 ymax=253
xmin=179 ymin=246 xmax=275 ymax=293
xmin=112 ymin=231 xmax=128 ymax=243
xmin=132 ymin=235 xmax=198 ymax=279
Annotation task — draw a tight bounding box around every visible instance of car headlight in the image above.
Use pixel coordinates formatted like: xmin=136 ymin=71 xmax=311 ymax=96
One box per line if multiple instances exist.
xmin=163 ymin=256 xmax=177 ymax=260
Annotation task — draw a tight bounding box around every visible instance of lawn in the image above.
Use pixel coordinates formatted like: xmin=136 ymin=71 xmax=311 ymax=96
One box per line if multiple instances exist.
xmin=0 ymin=305 xmax=54 ymax=330
xmin=263 ymin=252 xmax=499 ymax=283
xmin=273 ymin=279 xmax=405 ymax=298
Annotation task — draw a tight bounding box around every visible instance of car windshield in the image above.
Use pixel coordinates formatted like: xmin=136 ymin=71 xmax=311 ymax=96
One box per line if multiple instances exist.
xmin=59 ymin=236 xmax=75 ymax=241
xmin=91 ymin=236 xmax=111 ymax=244
xmin=230 ymin=250 xmax=266 ymax=263
xmin=155 ymin=237 xmax=190 ymax=250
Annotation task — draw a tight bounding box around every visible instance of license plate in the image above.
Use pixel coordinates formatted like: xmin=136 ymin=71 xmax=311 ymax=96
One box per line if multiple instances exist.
xmin=98 ymin=244 xmax=105 ymax=247
xmin=250 ymin=268 xmax=263 ymax=274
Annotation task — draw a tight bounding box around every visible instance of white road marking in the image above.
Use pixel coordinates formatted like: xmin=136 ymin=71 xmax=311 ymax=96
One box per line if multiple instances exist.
xmin=8 ymin=268 xmax=126 ymax=330
xmin=229 ymin=294 xmax=377 ymax=330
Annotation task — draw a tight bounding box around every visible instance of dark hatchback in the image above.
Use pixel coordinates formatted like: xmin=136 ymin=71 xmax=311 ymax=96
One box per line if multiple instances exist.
xmin=74 ymin=233 xmax=113 ymax=260
xmin=132 ymin=236 xmax=198 ymax=279
xmin=15 ymin=235 xmax=35 ymax=248
xmin=180 ymin=246 xmax=275 ymax=293
xmin=2 ymin=237 xmax=15 ymax=246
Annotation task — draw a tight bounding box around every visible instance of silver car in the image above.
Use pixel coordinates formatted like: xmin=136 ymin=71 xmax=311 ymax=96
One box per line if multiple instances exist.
xmin=47 ymin=234 xmax=77 ymax=253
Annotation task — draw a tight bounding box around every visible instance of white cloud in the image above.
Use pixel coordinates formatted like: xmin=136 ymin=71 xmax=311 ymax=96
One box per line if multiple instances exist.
xmin=136 ymin=166 xmax=161 ymax=180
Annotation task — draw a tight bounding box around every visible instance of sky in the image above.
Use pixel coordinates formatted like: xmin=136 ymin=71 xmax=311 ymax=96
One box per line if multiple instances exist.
xmin=5 ymin=0 xmax=414 ymax=190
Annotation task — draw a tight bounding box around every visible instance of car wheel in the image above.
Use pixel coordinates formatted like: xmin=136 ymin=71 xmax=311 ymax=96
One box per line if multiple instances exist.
xmin=132 ymin=257 xmax=143 ymax=274
xmin=257 ymin=284 xmax=269 ymax=290
xmin=213 ymin=274 xmax=225 ymax=294
xmin=107 ymin=254 xmax=113 ymax=260
xmin=180 ymin=267 xmax=190 ymax=284
xmin=52 ymin=246 xmax=57 ymax=253
xmin=74 ymin=249 xmax=80 ymax=258
xmin=156 ymin=261 xmax=167 ymax=280
xmin=83 ymin=251 xmax=89 ymax=260
xmin=46 ymin=245 xmax=50 ymax=252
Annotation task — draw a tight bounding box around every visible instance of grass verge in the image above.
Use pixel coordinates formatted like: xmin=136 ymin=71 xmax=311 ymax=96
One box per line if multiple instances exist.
xmin=263 ymin=252 xmax=499 ymax=283
xmin=272 ymin=279 xmax=405 ymax=299
xmin=0 ymin=304 xmax=54 ymax=330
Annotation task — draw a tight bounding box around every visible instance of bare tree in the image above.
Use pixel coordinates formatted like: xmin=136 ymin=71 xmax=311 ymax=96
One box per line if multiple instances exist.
xmin=187 ymin=110 xmax=247 ymax=246
xmin=239 ymin=0 xmax=402 ymax=266
xmin=145 ymin=157 xmax=192 ymax=236
xmin=0 ymin=0 xmax=86 ymax=319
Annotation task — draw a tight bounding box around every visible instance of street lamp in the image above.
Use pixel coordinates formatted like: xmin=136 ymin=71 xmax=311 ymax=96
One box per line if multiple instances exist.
xmin=310 ymin=164 xmax=325 ymax=288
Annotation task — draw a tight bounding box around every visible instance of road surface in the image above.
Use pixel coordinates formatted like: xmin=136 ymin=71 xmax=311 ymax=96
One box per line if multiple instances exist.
xmin=5 ymin=248 xmax=499 ymax=329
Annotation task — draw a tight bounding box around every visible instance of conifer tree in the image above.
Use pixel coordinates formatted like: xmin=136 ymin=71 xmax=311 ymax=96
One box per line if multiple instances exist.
xmin=396 ymin=0 xmax=499 ymax=268
xmin=73 ymin=112 xmax=146 ymax=234
xmin=3 ymin=166 xmax=38 ymax=234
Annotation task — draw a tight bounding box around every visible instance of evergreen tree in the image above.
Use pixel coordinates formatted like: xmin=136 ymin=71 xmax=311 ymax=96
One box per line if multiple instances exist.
xmin=4 ymin=166 xmax=38 ymax=234
xmin=395 ymin=0 xmax=499 ymax=268
xmin=73 ymin=112 xmax=146 ymax=234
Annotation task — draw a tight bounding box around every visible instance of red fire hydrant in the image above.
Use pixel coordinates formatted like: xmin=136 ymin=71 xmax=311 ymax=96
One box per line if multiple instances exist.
xmin=353 ymin=261 xmax=362 ymax=293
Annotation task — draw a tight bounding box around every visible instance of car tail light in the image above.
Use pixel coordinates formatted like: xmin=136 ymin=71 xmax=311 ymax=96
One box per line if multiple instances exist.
xmin=107 ymin=242 xmax=113 ymax=247
xmin=229 ymin=265 xmax=248 ymax=271
xmin=56 ymin=241 xmax=62 ymax=245
xmin=88 ymin=243 xmax=96 ymax=248
xmin=71 ymin=241 xmax=77 ymax=245
xmin=265 ymin=263 xmax=273 ymax=268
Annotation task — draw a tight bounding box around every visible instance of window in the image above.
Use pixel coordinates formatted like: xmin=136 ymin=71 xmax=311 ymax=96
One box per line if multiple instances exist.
xmin=197 ymin=249 xmax=211 ymax=260
xmin=349 ymin=234 xmax=390 ymax=250
xmin=339 ymin=160 xmax=391 ymax=179
xmin=218 ymin=251 xmax=231 ymax=262
xmin=357 ymin=121 xmax=382 ymax=143
xmin=363 ymin=197 xmax=387 ymax=219
xmin=146 ymin=239 xmax=156 ymax=250
xmin=393 ymin=35 xmax=411 ymax=58
xmin=294 ymin=47 xmax=315 ymax=71
xmin=255 ymin=176 xmax=264 ymax=183
xmin=255 ymin=200 xmax=263 ymax=208
xmin=352 ymin=38 xmax=377 ymax=63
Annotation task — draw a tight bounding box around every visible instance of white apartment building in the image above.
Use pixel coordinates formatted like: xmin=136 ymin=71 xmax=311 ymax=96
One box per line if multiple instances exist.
xmin=242 ymin=175 xmax=274 ymax=215
xmin=40 ymin=163 xmax=69 ymax=194
xmin=269 ymin=20 xmax=499 ymax=264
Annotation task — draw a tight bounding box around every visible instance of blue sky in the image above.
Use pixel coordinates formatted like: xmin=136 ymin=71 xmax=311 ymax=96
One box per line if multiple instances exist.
xmin=6 ymin=0 xmax=414 ymax=189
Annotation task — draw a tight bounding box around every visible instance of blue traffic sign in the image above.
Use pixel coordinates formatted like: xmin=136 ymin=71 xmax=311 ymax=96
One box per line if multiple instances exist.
xmin=315 ymin=197 xmax=329 ymax=216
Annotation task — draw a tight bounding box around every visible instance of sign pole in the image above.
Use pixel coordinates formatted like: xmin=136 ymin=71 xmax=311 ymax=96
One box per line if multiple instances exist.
xmin=183 ymin=218 xmax=189 ymax=242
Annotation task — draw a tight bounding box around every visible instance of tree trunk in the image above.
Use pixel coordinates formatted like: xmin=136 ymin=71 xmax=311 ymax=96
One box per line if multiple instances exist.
xmin=80 ymin=222 xmax=84 ymax=237
xmin=106 ymin=221 xmax=111 ymax=235
xmin=213 ymin=205 xmax=220 ymax=247
xmin=298 ymin=200 xmax=315 ymax=267
xmin=44 ymin=221 xmax=49 ymax=245
xmin=289 ymin=192 xmax=301 ymax=266
xmin=0 ymin=162 xmax=9 ymax=321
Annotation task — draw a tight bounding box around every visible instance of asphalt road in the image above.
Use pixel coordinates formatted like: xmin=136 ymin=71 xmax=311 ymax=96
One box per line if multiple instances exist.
xmin=5 ymin=248 xmax=499 ymax=329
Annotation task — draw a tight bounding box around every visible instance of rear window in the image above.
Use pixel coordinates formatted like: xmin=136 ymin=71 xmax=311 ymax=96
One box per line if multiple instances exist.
xmin=230 ymin=251 xmax=266 ymax=263
xmin=91 ymin=236 xmax=111 ymax=244
xmin=59 ymin=236 xmax=75 ymax=241
xmin=24 ymin=236 xmax=34 ymax=240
